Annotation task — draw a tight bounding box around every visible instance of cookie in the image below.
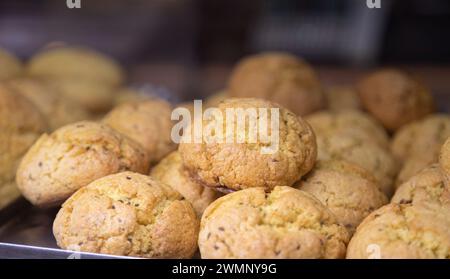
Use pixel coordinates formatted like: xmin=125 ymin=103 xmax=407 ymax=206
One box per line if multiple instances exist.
xmin=103 ymin=99 xmax=176 ymax=164
xmin=0 ymin=83 xmax=47 ymax=207
xmin=27 ymin=46 xmax=125 ymax=86
xmin=395 ymin=153 xmax=436 ymax=187
xmin=306 ymin=110 xmax=389 ymax=149
xmin=315 ymin=133 xmax=398 ymax=197
xmin=346 ymin=203 xmax=450 ymax=259
xmin=439 ymin=137 xmax=450 ymax=186
xmin=0 ymin=48 xmax=22 ymax=81
xmin=179 ymin=98 xmax=317 ymax=192
xmin=198 ymin=186 xmax=349 ymax=259
xmin=325 ymin=85 xmax=361 ymax=112
xmin=228 ymin=52 xmax=325 ymax=116
xmin=392 ymin=164 xmax=449 ymax=206
xmin=53 ymin=172 xmax=199 ymax=258
xmin=113 ymin=87 xmax=154 ymax=106
xmin=296 ymin=160 xmax=388 ymax=234
xmin=7 ymin=77 xmax=91 ymax=130
xmin=16 ymin=121 xmax=150 ymax=207
xmin=150 ymin=151 xmax=221 ymax=217
xmin=357 ymin=69 xmax=434 ymax=131
xmin=205 ymin=90 xmax=227 ymax=108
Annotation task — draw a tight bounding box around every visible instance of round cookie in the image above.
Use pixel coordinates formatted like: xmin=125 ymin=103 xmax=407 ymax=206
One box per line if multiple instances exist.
xmin=103 ymin=99 xmax=176 ymax=164
xmin=0 ymin=48 xmax=22 ymax=81
xmin=205 ymin=90 xmax=228 ymax=108
xmin=296 ymin=160 xmax=388 ymax=234
xmin=198 ymin=186 xmax=349 ymax=259
xmin=27 ymin=46 xmax=125 ymax=86
xmin=325 ymin=85 xmax=361 ymax=112
xmin=316 ymin=133 xmax=398 ymax=197
xmin=357 ymin=69 xmax=434 ymax=131
xmin=228 ymin=52 xmax=325 ymax=116
xmin=395 ymin=153 xmax=436 ymax=187
xmin=7 ymin=77 xmax=91 ymax=130
xmin=306 ymin=110 xmax=389 ymax=149
xmin=16 ymin=121 xmax=150 ymax=207
xmin=392 ymin=164 xmax=450 ymax=206
xmin=439 ymin=137 xmax=450 ymax=186
xmin=113 ymin=87 xmax=154 ymax=106
xmin=179 ymin=98 xmax=317 ymax=192
xmin=346 ymin=203 xmax=450 ymax=259
xmin=53 ymin=172 xmax=199 ymax=258
xmin=150 ymin=151 xmax=221 ymax=217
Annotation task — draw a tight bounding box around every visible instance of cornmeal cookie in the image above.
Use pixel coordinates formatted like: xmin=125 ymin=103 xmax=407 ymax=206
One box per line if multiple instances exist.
xmin=199 ymin=186 xmax=349 ymax=259
xmin=205 ymin=90 xmax=228 ymax=108
xmin=27 ymin=46 xmax=125 ymax=86
xmin=0 ymin=84 xmax=47 ymax=207
xmin=306 ymin=110 xmax=389 ymax=149
xmin=7 ymin=78 xmax=90 ymax=130
xmin=0 ymin=48 xmax=22 ymax=80
xmin=151 ymin=151 xmax=221 ymax=217
xmin=103 ymin=99 xmax=176 ymax=164
xmin=16 ymin=121 xmax=149 ymax=207
xmin=395 ymin=153 xmax=436 ymax=187
xmin=357 ymin=69 xmax=434 ymax=131
xmin=346 ymin=203 xmax=450 ymax=259
xmin=439 ymin=137 xmax=450 ymax=186
xmin=316 ymin=133 xmax=398 ymax=197
xmin=179 ymin=98 xmax=317 ymax=192
xmin=392 ymin=164 xmax=450 ymax=206
xmin=53 ymin=172 xmax=199 ymax=258
xmin=296 ymin=160 xmax=388 ymax=234
xmin=113 ymin=87 xmax=154 ymax=106
xmin=228 ymin=52 xmax=325 ymax=116
xmin=325 ymin=85 xmax=361 ymax=111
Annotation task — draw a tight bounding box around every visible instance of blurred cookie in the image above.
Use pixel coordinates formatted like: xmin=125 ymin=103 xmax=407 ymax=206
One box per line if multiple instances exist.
xmin=297 ymin=160 xmax=388 ymax=234
xmin=395 ymin=153 xmax=436 ymax=186
xmin=357 ymin=69 xmax=434 ymax=131
xmin=0 ymin=48 xmax=22 ymax=80
xmin=113 ymin=87 xmax=154 ymax=106
xmin=228 ymin=52 xmax=325 ymax=116
xmin=439 ymin=137 xmax=450 ymax=186
xmin=53 ymin=172 xmax=199 ymax=258
xmin=198 ymin=186 xmax=349 ymax=259
xmin=205 ymin=90 xmax=228 ymax=108
xmin=16 ymin=121 xmax=149 ymax=207
xmin=179 ymin=98 xmax=317 ymax=192
xmin=325 ymin=85 xmax=361 ymax=111
xmin=151 ymin=151 xmax=221 ymax=217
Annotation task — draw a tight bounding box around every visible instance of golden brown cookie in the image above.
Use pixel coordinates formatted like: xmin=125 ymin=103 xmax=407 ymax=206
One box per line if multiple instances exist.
xmin=346 ymin=203 xmax=450 ymax=259
xmin=315 ymin=133 xmax=398 ymax=197
xmin=325 ymin=85 xmax=361 ymax=112
xmin=395 ymin=153 xmax=436 ymax=187
xmin=306 ymin=110 xmax=389 ymax=149
xmin=0 ymin=83 xmax=47 ymax=207
xmin=296 ymin=160 xmax=388 ymax=234
xmin=357 ymin=69 xmax=434 ymax=131
xmin=103 ymin=99 xmax=176 ymax=164
xmin=228 ymin=52 xmax=325 ymax=116
xmin=199 ymin=186 xmax=349 ymax=259
xmin=0 ymin=48 xmax=22 ymax=81
xmin=205 ymin=90 xmax=228 ymax=108
xmin=113 ymin=87 xmax=154 ymax=106
xmin=439 ymin=137 xmax=450 ymax=186
xmin=27 ymin=46 xmax=125 ymax=86
xmin=150 ymin=151 xmax=221 ymax=217
xmin=16 ymin=121 xmax=150 ymax=207
xmin=179 ymin=98 xmax=317 ymax=192
xmin=7 ymin=77 xmax=91 ymax=130
xmin=53 ymin=172 xmax=199 ymax=258
xmin=392 ymin=164 xmax=449 ymax=206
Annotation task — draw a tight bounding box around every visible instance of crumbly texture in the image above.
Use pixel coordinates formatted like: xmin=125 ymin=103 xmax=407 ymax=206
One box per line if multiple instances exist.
xmin=103 ymin=99 xmax=176 ymax=164
xmin=228 ymin=52 xmax=325 ymax=116
xmin=0 ymin=84 xmax=47 ymax=207
xmin=391 ymin=114 xmax=450 ymax=164
xmin=179 ymin=98 xmax=317 ymax=192
xmin=306 ymin=110 xmax=389 ymax=149
xmin=27 ymin=46 xmax=125 ymax=86
xmin=296 ymin=160 xmax=388 ymax=235
xmin=439 ymin=137 xmax=450 ymax=186
xmin=0 ymin=48 xmax=22 ymax=81
xmin=315 ymin=132 xmax=398 ymax=197
xmin=53 ymin=172 xmax=199 ymax=258
xmin=199 ymin=186 xmax=349 ymax=259
xmin=325 ymin=85 xmax=361 ymax=112
xmin=151 ymin=151 xmax=221 ymax=217
xmin=357 ymin=69 xmax=434 ymax=131
xmin=392 ymin=164 xmax=450 ymax=206
xmin=346 ymin=203 xmax=450 ymax=259
xmin=16 ymin=121 xmax=150 ymax=207
xmin=205 ymin=90 xmax=228 ymax=108
xmin=7 ymin=77 xmax=91 ymax=130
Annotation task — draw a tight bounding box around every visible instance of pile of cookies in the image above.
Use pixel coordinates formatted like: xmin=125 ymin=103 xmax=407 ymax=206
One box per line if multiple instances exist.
xmin=1 ymin=47 xmax=450 ymax=259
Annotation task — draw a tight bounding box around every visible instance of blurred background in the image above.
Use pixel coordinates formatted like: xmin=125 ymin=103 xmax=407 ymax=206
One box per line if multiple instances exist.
xmin=0 ymin=0 xmax=449 ymax=106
